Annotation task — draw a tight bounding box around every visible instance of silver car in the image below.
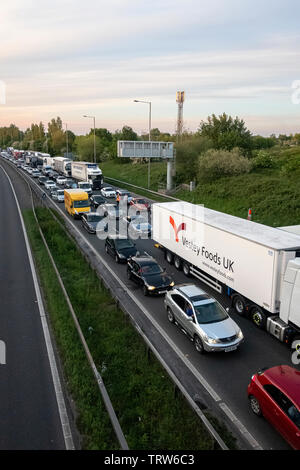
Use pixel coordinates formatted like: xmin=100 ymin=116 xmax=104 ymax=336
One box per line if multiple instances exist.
xmin=164 ymin=284 xmax=243 ymax=353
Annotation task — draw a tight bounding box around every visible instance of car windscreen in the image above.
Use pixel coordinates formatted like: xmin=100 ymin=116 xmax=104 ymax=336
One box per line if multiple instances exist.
xmin=193 ymin=300 xmax=228 ymax=324
xmin=74 ymin=200 xmax=90 ymax=208
xmin=114 ymin=239 xmax=134 ymax=249
xmin=57 ymin=190 xmax=64 ymax=195
xmin=140 ymin=263 xmax=163 ymax=275
xmin=94 ymin=196 xmax=104 ymax=202
xmin=88 ymin=215 xmax=103 ymax=222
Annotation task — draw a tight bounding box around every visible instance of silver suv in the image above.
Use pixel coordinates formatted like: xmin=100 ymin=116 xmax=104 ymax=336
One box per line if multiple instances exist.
xmin=164 ymin=284 xmax=243 ymax=353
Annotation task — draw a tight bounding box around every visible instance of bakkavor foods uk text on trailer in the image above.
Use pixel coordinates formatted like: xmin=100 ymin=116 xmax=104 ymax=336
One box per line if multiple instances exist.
xmin=152 ymin=201 xmax=300 ymax=348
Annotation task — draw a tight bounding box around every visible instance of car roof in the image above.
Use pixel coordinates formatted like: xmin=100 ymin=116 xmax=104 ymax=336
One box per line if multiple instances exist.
xmin=176 ymin=284 xmax=208 ymax=298
xmin=263 ymin=365 xmax=300 ymax=407
xmin=131 ymin=252 xmax=156 ymax=264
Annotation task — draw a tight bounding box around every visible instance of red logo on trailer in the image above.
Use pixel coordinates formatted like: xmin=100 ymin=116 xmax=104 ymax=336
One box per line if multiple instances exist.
xmin=169 ymin=216 xmax=186 ymax=242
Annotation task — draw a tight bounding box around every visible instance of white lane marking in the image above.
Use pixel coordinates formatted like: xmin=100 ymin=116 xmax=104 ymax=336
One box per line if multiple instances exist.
xmin=20 ymin=166 xmax=262 ymax=450
xmin=0 ymin=165 xmax=75 ymax=450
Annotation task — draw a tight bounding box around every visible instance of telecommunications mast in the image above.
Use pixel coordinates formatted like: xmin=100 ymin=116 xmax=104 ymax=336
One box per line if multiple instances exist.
xmin=176 ymin=91 xmax=185 ymax=142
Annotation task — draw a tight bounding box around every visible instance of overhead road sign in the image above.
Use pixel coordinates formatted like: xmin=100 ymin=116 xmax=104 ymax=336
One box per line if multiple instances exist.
xmin=117 ymin=141 xmax=174 ymax=159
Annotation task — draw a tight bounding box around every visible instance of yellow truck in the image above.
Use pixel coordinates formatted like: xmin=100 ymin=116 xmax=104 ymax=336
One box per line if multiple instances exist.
xmin=64 ymin=189 xmax=90 ymax=218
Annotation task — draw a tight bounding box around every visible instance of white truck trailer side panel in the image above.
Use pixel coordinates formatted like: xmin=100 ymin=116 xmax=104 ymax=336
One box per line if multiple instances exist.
xmin=71 ymin=162 xmax=88 ymax=181
xmin=152 ymin=202 xmax=300 ymax=314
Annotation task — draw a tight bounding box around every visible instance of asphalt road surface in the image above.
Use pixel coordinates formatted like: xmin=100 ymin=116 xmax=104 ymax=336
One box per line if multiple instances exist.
xmin=0 ymin=165 xmax=69 ymax=450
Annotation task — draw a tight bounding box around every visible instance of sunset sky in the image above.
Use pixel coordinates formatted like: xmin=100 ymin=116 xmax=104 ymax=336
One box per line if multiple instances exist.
xmin=1 ymin=0 xmax=300 ymax=136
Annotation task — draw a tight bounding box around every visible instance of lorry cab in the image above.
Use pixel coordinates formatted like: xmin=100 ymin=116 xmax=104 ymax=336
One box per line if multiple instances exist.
xmin=64 ymin=189 xmax=90 ymax=218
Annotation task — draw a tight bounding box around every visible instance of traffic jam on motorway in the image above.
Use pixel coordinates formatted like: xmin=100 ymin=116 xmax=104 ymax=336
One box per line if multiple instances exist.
xmin=2 ymin=148 xmax=300 ymax=450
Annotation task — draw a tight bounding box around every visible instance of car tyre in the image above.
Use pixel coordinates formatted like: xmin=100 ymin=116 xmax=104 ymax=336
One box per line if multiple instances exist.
xmin=143 ymin=284 xmax=149 ymax=296
xmin=167 ymin=307 xmax=175 ymax=323
xmin=194 ymin=335 xmax=205 ymax=354
xmin=115 ymin=255 xmax=120 ymax=263
xmin=249 ymin=395 xmax=262 ymax=416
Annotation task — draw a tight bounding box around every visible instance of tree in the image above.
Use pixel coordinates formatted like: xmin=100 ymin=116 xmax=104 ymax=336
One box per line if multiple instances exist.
xmin=74 ymin=135 xmax=102 ymax=162
xmin=175 ymin=136 xmax=212 ymax=183
xmin=197 ymin=113 xmax=252 ymax=155
xmin=198 ymin=148 xmax=251 ymax=182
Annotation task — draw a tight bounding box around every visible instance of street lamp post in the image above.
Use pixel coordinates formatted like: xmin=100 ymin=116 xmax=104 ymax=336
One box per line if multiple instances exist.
xmin=134 ymin=99 xmax=151 ymax=189
xmin=64 ymin=123 xmax=69 ymax=159
xmin=83 ymin=115 xmax=96 ymax=163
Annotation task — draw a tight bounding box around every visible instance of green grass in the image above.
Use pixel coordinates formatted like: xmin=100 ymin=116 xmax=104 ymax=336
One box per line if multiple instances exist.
xmin=100 ymin=146 xmax=300 ymax=227
xmin=23 ymin=207 xmax=237 ymax=450
xmin=101 ymin=159 xmax=168 ymax=191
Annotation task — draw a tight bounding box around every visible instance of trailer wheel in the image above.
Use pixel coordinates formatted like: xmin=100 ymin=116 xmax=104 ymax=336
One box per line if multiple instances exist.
xmin=174 ymin=256 xmax=182 ymax=270
xmin=166 ymin=250 xmax=174 ymax=264
xmin=183 ymin=262 xmax=191 ymax=277
xmin=233 ymin=296 xmax=246 ymax=316
xmin=250 ymin=306 xmax=266 ymax=329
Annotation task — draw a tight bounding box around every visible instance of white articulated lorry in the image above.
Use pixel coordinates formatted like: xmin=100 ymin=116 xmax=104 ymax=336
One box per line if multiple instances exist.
xmin=152 ymin=201 xmax=300 ymax=349
xmin=71 ymin=161 xmax=103 ymax=190
xmin=53 ymin=156 xmax=72 ymax=176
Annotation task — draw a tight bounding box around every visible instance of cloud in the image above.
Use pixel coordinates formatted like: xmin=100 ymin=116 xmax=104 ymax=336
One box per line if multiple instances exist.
xmin=1 ymin=0 xmax=300 ymax=135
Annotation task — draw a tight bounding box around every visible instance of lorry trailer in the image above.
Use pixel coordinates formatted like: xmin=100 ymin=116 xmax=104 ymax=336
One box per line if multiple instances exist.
xmin=71 ymin=161 xmax=103 ymax=190
xmin=152 ymin=201 xmax=300 ymax=348
xmin=53 ymin=156 xmax=71 ymax=176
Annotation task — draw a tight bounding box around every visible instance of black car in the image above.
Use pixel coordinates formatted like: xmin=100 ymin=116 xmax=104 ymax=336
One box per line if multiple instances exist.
xmin=105 ymin=237 xmax=137 ymax=263
xmin=90 ymin=194 xmax=106 ymax=209
xmin=81 ymin=212 xmax=107 ymax=234
xmin=127 ymin=254 xmax=174 ymax=295
xmin=38 ymin=175 xmax=48 ymax=185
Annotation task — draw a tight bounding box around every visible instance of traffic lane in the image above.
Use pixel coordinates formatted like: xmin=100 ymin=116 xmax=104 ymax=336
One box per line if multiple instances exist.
xmin=0 ymin=167 xmax=66 ymax=450
xmin=24 ymin=176 xmax=292 ymax=450
xmin=67 ymin=211 xmax=291 ymax=450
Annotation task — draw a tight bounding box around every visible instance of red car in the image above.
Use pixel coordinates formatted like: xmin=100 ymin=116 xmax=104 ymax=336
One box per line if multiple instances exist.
xmin=130 ymin=198 xmax=151 ymax=213
xmin=248 ymin=365 xmax=300 ymax=450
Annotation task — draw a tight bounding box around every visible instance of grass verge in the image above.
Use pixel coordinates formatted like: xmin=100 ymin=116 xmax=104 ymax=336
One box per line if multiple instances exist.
xmin=22 ymin=207 xmax=237 ymax=450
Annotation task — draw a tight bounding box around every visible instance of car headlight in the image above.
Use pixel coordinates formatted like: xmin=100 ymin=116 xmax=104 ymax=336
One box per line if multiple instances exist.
xmin=207 ymin=337 xmax=219 ymax=344
xmin=147 ymin=286 xmax=156 ymax=291
xmin=237 ymin=329 xmax=244 ymax=340
xmin=169 ymin=281 xmax=175 ymax=287
xmin=203 ymin=334 xmax=219 ymax=344
xmin=118 ymin=253 xmax=126 ymax=259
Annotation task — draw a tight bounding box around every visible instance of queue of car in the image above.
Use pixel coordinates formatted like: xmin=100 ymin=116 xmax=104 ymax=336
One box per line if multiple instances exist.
xmin=2 ymin=148 xmax=300 ymax=451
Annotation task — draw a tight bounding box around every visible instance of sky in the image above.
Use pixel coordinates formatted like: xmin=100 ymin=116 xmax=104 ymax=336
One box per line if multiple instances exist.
xmin=0 ymin=0 xmax=300 ymax=136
